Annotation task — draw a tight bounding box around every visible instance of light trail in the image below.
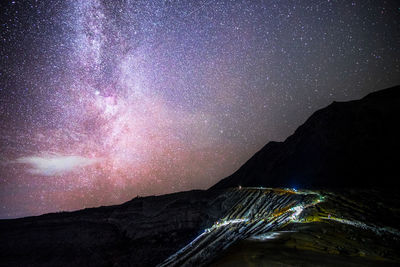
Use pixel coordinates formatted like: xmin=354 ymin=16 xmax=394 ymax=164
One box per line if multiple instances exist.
xmin=158 ymin=187 xmax=324 ymax=267
xmin=160 ymin=187 xmax=399 ymax=267
xmin=321 ymin=217 xmax=400 ymax=237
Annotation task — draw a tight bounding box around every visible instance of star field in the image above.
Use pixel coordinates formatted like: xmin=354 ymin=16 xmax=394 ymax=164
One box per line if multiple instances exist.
xmin=0 ymin=0 xmax=399 ymax=218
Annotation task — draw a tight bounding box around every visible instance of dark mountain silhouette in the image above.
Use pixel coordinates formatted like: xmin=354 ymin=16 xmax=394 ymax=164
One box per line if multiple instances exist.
xmin=1 ymin=85 xmax=399 ymax=267
xmin=0 ymin=190 xmax=235 ymax=266
xmin=211 ymin=85 xmax=400 ymax=190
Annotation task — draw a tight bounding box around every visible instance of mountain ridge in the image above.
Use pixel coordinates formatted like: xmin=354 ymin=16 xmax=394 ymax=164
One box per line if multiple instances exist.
xmin=210 ymin=85 xmax=400 ymax=190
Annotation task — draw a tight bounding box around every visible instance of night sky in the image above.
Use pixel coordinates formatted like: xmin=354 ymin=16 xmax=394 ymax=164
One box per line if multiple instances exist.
xmin=0 ymin=0 xmax=399 ymax=219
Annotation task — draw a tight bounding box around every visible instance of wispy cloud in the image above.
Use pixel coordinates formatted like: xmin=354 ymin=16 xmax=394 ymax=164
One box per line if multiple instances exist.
xmin=14 ymin=154 xmax=101 ymax=176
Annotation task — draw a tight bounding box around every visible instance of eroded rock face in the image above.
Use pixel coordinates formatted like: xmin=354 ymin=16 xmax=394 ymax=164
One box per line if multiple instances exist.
xmin=1 ymin=188 xmax=399 ymax=267
xmin=210 ymin=189 xmax=400 ymax=267
xmin=211 ymin=85 xmax=400 ymax=190
xmin=160 ymin=188 xmax=400 ymax=267
xmin=159 ymin=188 xmax=323 ymax=267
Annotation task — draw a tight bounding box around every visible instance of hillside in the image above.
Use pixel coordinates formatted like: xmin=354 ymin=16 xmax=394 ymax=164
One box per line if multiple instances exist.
xmin=211 ymin=85 xmax=400 ymax=190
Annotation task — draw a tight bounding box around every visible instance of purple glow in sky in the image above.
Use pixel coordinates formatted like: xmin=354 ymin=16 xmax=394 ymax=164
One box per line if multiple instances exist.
xmin=0 ymin=0 xmax=399 ymax=218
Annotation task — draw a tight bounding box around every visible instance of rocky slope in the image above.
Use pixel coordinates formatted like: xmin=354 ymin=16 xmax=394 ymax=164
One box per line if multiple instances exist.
xmin=2 ymin=187 xmax=398 ymax=267
xmin=159 ymin=188 xmax=400 ymax=266
xmin=210 ymin=188 xmax=400 ymax=267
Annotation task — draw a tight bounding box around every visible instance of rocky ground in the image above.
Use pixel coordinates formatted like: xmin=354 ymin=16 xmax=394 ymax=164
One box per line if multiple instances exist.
xmin=210 ymin=188 xmax=400 ymax=267
xmin=1 ymin=187 xmax=399 ymax=266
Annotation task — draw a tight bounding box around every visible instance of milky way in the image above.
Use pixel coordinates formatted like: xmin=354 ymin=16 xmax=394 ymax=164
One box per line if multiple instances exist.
xmin=1 ymin=0 xmax=399 ymax=218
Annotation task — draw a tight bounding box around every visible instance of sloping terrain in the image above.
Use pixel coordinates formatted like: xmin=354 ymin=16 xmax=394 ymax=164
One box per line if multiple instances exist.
xmin=0 ymin=189 xmax=239 ymax=266
xmin=211 ymin=85 xmax=400 ymax=190
xmin=210 ymin=189 xmax=400 ymax=267
xmin=159 ymin=188 xmax=323 ymax=266
xmin=161 ymin=188 xmax=400 ymax=266
xmin=2 ymin=187 xmax=398 ymax=267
